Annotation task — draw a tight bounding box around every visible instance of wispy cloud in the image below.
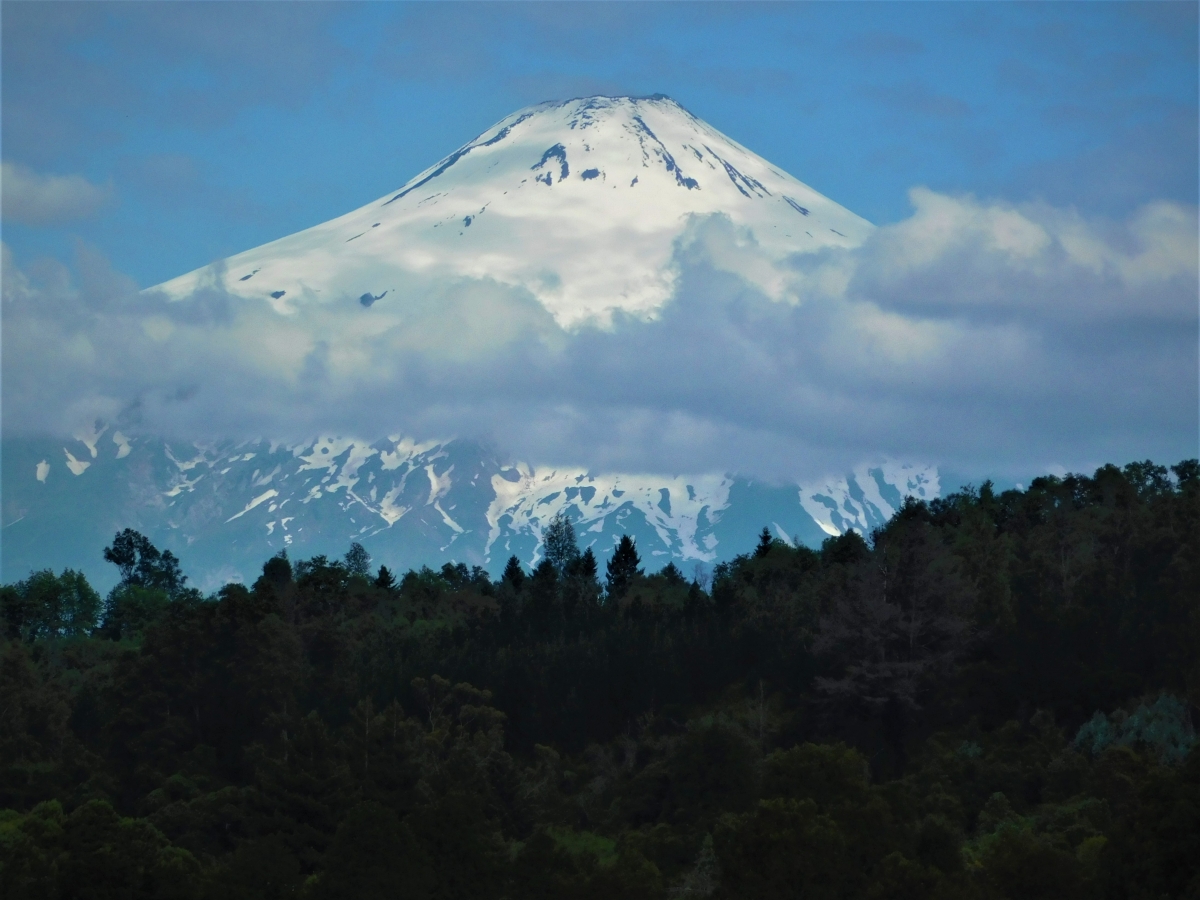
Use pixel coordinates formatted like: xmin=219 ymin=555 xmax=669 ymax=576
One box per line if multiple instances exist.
xmin=1 ymin=162 xmax=113 ymax=226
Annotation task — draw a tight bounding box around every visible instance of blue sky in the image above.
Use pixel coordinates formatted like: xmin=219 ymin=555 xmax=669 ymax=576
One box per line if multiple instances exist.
xmin=3 ymin=2 xmax=1196 ymax=288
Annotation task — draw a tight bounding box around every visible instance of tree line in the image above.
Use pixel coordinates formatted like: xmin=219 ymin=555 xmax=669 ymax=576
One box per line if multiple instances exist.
xmin=1 ymin=459 xmax=1197 ymax=899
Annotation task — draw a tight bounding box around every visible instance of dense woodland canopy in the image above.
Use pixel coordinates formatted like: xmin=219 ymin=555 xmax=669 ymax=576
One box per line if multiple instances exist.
xmin=1 ymin=460 xmax=1198 ymax=899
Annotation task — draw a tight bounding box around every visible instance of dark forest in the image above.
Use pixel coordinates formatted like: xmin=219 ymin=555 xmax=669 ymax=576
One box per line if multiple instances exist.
xmin=2 ymin=460 xmax=1197 ymax=899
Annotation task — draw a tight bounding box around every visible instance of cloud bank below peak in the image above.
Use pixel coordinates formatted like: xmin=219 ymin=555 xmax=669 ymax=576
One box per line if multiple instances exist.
xmin=2 ymin=188 xmax=1195 ymax=482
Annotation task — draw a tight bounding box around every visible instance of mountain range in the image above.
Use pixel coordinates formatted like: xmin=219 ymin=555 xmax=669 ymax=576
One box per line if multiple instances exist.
xmin=3 ymin=429 xmax=938 ymax=592
xmin=2 ymin=95 xmax=938 ymax=589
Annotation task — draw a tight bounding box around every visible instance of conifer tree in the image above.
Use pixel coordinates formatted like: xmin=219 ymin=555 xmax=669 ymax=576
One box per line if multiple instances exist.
xmin=502 ymin=555 xmax=526 ymax=590
xmin=659 ymin=562 xmax=686 ymax=585
xmin=374 ymin=566 xmax=397 ymax=591
xmin=571 ymin=547 xmax=598 ymax=583
xmin=605 ymin=535 xmax=642 ymax=599
xmin=755 ymin=526 xmax=774 ymax=558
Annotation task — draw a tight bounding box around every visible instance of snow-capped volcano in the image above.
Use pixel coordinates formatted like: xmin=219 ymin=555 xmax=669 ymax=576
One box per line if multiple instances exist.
xmin=154 ymin=95 xmax=872 ymax=327
xmin=4 ymin=95 xmax=941 ymax=591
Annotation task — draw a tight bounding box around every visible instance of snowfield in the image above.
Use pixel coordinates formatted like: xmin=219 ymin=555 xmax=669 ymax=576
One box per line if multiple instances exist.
xmin=152 ymin=95 xmax=873 ymax=328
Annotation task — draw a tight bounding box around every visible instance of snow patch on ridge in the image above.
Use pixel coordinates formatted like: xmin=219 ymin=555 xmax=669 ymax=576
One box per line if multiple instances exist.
xmin=11 ymin=426 xmax=943 ymax=587
xmin=227 ymin=489 xmax=279 ymax=522
xmin=485 ymin=466 xmax=732 ymax=566
xmin=426 ymin=464 xmax=453 ymax=506
xmin=63 ymin=449 xmax=90 ymax=476
xmin=799 ymin=462 xmax=940 ymax=537
xmin=381 ymin=436 xmax=443 ymax=470
xmin=112 ymin=432 xmax=132 ymax=459
xmin=165 ymin=445 xmax=212 ymax=473
xmin=73 ymin=423 xmax=108 ymax=459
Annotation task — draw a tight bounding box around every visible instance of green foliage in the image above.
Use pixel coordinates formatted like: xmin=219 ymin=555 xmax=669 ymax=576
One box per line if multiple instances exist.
xmin=0 ymin=799 xmax=201 ymax=899
xmin=0 ymin=641 xmax=78 ymax=809
xmin=0 ymin=458 xmax=1197 ymax=899
xmin=99 ymin=583 xmax=175 ymax=640
xmin=1075 ymin=694 xmax=1197 ymax=763
xmin=104 ymin=528 xmax=188 ymax=596
xmin=762 ymin=742 xmax=871 ymax=809
xmin=715 ymin=797 xmax=855 ymax=899
xmin=542 ymin=512 xmax=581 ymax=577
xmin=1 ymin=569 xmax=101 ymax=640
xmin=973 ymin=821 xmax=1086 ymax=900
xmin=95 ymin=531 xmax=205 ymax=641
xmin=311 ymin=801 xmax=432 ymax=900
xmin=343 ymin=543 xmax=372 ymax=579
xmin=665 ymin=722 xmax=757 ymax=824
xmin=209 ymin=834 xmax=304 ymax=899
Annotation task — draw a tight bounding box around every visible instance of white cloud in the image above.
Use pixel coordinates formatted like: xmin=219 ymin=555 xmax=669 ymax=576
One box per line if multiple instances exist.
xmin=1 ymin=161 xmax=113 ymax=226
xmin=851 ymin=188 xmax=1198 ymax=322
xmin=1 ymin=190 xmax=1196 ymax=482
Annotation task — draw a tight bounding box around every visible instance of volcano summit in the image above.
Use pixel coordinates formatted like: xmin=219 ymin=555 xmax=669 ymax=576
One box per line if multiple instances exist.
xmin=155 ymin=95 xmax=873 ymax=327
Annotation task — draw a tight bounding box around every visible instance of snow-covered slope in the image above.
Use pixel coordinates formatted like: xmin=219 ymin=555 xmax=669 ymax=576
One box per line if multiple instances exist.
xmin=486 ymin=466 xmax=732 ymax=565
xmin=153 ymin=95 xmax=872 ymax=327
xmin=800 ymin=463 xmax=940 ymax=537
xmin=3 ymin=431 xmax=937 ymax=591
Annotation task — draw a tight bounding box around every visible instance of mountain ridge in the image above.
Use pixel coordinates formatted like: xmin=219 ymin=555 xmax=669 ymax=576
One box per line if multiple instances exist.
xmin=2 ymin=430 xmax=938 ymax=592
